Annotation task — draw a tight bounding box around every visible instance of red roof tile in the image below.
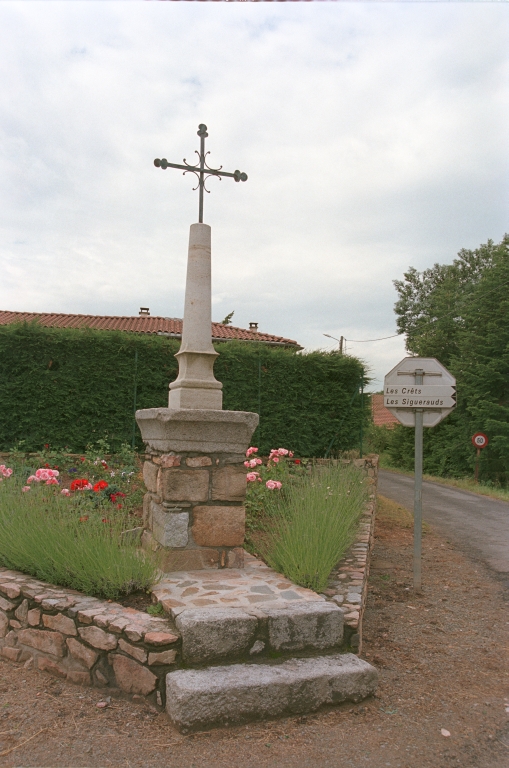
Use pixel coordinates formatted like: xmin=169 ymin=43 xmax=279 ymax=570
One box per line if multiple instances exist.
xmin=371 ymin=394 xmax=399 ymax=428
xmin=0 ymin=311 xmax=301 ymax=348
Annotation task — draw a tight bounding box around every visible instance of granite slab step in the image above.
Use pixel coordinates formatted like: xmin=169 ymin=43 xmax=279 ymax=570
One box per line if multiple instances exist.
xmin=175 ymin=602 xmax=344 ymax=665
xmin=166 ymin=653 xmax=378 ymax=732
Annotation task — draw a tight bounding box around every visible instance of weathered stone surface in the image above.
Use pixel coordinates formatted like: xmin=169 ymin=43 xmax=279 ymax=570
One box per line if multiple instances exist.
xmin=1 ymin=646 xmax=22 ymax=662
xmin=118 ymin=639 xmax=147 ymax=664
xmin=67 ymin=669 xmax=91 ymax=685
xmin=159 ymin=454 xmax=181 ymax=468
xmin=0 ymin=582 xmax=21 ymax=599
xmin=176 ymin=608 xmax=257 ymax=664
xmin=43 ymin=613 xmax=77 ymax=636
xmin=191 ymin=506 xmax=245 ymax=547
xmin=0 ymin=596 xmax=15 ymax=612
xmin=160 ymin=548 xmax=219 ymax=573
xmin=95 ymin=669 xmax=109 ymax=686
xmin=77 ymin=608 xmax=106 ymax=624
xmin=152 ymin=504 xmax=189 ymax=548
xmin=9 ymin=619 xmax=21 ymax=629
xmin=124 ymin=625 xmax=144 ymax=643
xmin=78 ymin=626 xmax=118 ymax=651
xmin=159 ymin=469 xmax=209 ymax=503
xmin=265 ymin=603 xmax=343 ymax=652
xmin=136 ymin=407 xmax=259 ymax=454
xmin=94 ymin=614 xmax=118 ymax=629
xmin=14 ymin=599 xmax=29 ymax=624
xmin=66 ymin=638 xmax=99 ymax=669
xmin=226 ymin=548 xmax=245 ymax=569
xmin=144 ymin=631 xmax=179 ymax=646
xmin=17 ymin=629 xmax=66 ymax=657
xmin=0 ymin=610 xmax=8 ymax=638
xmin=111 ymin=654 xmax=157 ymax=695
xmin=211 ymin=466 xmax=247 ymax=501
xmin=148 ymin=649 xmax=177 ymax=666
xmin=166 ymin=654 xmax=378 ymax=732
xmin=37 ymin=656 xmax=67 ymax=678
xmin=108 ymin=617 xmax=130 ymax=634
xmin=4 ymin=630 xmax=17 ymax=646
xmin=143 ymin=461 xmax=159 ymax=493
xmin=186 ymin=456 xmax=212 ymax=467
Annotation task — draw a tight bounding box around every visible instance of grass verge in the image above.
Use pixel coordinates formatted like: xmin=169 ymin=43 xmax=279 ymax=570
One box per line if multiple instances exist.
xmin=0 ymin=476 xmax=160 ymax=600
xmin=378 ymin=455 xmax=509 ymax=503
xmin=258 ymin=464 xmax=368 ymax=593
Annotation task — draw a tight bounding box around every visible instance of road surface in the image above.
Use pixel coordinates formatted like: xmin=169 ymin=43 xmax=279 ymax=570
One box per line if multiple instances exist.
xmin=378 ymin=469 xmax=509 ymax=574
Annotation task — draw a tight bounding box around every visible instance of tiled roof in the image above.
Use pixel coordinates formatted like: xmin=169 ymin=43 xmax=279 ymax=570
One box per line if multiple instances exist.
xmin=0 ymin=311 xmax=301 ymax=348
xmin=371 ymin=393 xmax=399 ymax=428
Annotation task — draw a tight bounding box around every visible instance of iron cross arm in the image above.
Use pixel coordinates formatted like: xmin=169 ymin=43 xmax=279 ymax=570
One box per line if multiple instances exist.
xmin=154 ymin=123 xmax=248 ymax=223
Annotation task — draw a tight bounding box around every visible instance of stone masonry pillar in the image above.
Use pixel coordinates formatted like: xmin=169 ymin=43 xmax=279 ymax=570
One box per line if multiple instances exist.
xmin=136 ymin=409 xmax=259 ymax=572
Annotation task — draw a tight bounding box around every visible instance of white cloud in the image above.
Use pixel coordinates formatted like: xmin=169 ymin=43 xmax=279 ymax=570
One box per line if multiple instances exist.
xmin=0 ymin=2 xmax=508 ymax=388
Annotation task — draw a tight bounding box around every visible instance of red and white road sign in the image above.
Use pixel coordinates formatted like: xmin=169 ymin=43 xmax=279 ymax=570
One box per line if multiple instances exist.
xmin=472 ymin=432 xmax=489 ymax=449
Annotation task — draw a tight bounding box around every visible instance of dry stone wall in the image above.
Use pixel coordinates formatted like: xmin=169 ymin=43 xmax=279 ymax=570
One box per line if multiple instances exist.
xmin=0 ymin=573 xmax=180 ymax=707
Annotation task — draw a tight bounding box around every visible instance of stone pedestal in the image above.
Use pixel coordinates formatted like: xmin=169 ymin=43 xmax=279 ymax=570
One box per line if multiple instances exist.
xmin=136 ymin=408 xmax=259 ymax=572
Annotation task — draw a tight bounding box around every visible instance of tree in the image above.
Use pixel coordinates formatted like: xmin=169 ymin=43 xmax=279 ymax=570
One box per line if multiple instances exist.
xmin=391 ymin=235 xmax=509 ymax=483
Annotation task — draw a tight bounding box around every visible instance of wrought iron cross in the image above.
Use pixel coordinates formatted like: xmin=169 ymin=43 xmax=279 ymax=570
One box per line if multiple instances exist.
xmin=154 ymin=124 xmax=248 ymax=223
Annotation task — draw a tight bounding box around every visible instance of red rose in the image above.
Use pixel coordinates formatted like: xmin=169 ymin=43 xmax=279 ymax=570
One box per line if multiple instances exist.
xmin=70 ymin=478 xmax=90 ymax=491
xmin=294 ymin=459 xmax=301 ymax=465
xmin=93 ymin=480 xmax=109 ymax=492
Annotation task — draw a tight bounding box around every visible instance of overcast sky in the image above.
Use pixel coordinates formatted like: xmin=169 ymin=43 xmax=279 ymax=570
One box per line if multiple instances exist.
xmin=1 ymin=2 xmax=508 ymax=390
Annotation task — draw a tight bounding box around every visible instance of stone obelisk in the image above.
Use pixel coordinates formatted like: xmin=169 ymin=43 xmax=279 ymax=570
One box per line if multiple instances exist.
xmin=136 ymin=126 xmax=258 ymax=571
xmin=168 ymin=223 xmax=222 ymax=410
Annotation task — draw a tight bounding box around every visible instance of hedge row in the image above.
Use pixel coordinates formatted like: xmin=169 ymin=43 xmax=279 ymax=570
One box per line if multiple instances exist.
xmin=0 ymin=323 xmax=368 ymax=456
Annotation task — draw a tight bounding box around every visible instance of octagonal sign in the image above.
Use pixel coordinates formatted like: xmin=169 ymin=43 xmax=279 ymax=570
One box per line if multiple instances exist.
xmin=384 ymin=357 xmax=456 ymax=427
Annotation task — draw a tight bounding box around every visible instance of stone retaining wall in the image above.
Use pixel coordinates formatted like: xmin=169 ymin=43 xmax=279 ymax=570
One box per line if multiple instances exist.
xmin=0 ymin=575 xmax=180 ymax=708
xmin=324 ymin=454 xmax=378 ymax=653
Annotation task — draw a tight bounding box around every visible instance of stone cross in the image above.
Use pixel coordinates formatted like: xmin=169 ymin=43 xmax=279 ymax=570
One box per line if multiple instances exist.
xmin=154 ymin=125 xmax=248 ymax=411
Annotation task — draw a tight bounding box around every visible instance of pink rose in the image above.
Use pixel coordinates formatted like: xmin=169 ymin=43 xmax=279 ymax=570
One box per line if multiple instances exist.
xmin=45 ymin=478 xmax=59 ymax=485
xmin=266 ymin=480 xmax=282 ymax=490
xmin=22 ymin=485 xmax=31 ymax=492
xmin=27 ymin=475 xmax=37 ymax=483
xmin=272 ymin=457 xmax=279 ymax=463
xmin=61 ymin=489 xmax=70 ymax=496
xmin=246 ymin=472 xmax=259 ymax=482
xmin=246 ymin=447 xmax=258 ymax=457
xmin=277 ymin=448 xmax=289 ymax=456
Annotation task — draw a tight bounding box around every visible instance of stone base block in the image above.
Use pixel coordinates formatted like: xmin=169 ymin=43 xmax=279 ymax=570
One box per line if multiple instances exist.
xmin=135 ymin=408 xmax=259 ymax=454
xmin=166 ymin=654 xmax=378 ymax=732
xmin=159 ymin=548 xmax=220 ymax=572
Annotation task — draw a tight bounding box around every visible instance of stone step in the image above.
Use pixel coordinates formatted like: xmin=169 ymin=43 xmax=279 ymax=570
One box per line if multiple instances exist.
xmin=166 ymin=653 xmax=378 ymax=732
xmin=175 ymin=602 xmax=344 ymax=665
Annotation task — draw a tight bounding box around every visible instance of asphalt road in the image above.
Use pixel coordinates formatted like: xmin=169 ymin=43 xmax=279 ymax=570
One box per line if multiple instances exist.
xmin=378 ymin=469 xmax=509 ymax=575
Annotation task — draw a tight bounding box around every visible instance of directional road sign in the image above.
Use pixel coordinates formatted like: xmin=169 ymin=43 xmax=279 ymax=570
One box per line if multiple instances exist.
xmin=383 ymin=357 xmax=456 ymax=593
xmin=384 ymin=357 xmax=456 ymax=427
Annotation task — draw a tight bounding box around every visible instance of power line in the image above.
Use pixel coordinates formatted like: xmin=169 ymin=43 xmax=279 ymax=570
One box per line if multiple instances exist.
xmin=346 ymin=333 xmax=401 ymax=343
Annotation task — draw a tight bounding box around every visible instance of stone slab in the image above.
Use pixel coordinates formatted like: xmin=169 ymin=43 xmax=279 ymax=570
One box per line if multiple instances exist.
xmin=264 ymin=602 xmax=344 ymax=652
xmin=166 ymin=654 xmax=378 ymax=732
xmin=135 ymin=408 xmax=259 ymax=454
xmin=176 ymin=608 xmax=257 ymax=664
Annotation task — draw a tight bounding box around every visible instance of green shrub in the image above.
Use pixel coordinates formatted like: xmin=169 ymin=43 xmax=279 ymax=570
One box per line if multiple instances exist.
xmin=0 ymin=474 xmax=159 ymax=600
xmin=0 ymin=324 xmax=368 ymax=457
xmin=260 ymin=463 xmax=367 ymax=592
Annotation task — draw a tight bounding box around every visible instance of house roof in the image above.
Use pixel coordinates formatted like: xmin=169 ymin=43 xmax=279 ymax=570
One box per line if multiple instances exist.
xmin=0 ymin=311 xmax=301 ymax=349
xmin=371 ymin=393 xmax=399 ymax=428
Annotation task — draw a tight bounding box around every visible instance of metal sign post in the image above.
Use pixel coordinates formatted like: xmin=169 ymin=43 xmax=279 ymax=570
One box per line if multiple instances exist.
xmin=384 ymin=358 xmax=456 ymax=592
xmin=472 ymin=432 xmax=489 ymax=483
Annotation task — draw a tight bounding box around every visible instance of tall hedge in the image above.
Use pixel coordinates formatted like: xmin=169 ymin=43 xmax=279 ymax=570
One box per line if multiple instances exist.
xmin=0 ymin=323 xmax=368 ymax=456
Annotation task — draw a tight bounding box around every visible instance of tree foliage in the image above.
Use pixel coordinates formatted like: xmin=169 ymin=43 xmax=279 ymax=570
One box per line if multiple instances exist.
xmin=390 ymin=235 xmax=509 ymax=483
